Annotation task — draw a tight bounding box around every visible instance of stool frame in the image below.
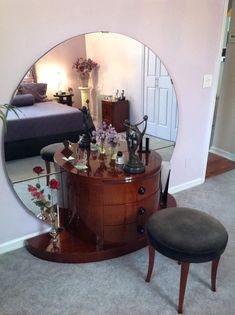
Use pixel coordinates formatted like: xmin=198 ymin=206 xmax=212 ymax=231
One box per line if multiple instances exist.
xmin=145 ymin=244 xmax=221 ymax=314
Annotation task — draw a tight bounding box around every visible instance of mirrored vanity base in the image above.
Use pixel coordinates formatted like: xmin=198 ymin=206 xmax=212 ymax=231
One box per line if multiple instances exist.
xmin=25 ymin=194 xmax=176 ymax=263
xmin=25 ymin=229 xmax=148 ymax=263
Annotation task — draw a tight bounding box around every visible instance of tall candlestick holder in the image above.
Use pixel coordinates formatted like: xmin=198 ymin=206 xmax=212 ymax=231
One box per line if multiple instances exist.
xmin=138 ymin=137 xmax=150 ymax=154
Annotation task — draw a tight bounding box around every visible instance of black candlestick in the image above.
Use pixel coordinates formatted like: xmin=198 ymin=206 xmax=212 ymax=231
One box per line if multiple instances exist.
xmin=145 ymin=137 xmax=150 ymax=153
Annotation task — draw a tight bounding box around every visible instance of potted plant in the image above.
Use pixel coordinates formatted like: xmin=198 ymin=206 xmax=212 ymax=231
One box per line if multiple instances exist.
xmin=0 ymin=104 xmax=18 ymax=130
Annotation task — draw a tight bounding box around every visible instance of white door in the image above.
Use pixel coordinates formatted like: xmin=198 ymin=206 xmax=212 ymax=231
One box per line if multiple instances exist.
xmin=143 ymin=47 xmax=178 ymax=141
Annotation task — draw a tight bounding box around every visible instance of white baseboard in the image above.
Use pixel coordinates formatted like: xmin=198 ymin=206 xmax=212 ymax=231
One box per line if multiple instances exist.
xmin=210 ymin=146 xmax=235 ymax=161
xmin=169 ymin=177 xmax=204 ymax=194
xmin=0 ymin=228 xmax=50 ymax=255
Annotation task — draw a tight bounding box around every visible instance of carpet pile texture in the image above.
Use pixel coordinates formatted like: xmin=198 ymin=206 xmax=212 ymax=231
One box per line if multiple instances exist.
xmin=0 ymin=170 xmax=234 ymax=315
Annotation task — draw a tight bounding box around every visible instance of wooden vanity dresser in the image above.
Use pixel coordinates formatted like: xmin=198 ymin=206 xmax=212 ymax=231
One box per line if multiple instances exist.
xmin=25 ymin=143 xmax=174 ymax=263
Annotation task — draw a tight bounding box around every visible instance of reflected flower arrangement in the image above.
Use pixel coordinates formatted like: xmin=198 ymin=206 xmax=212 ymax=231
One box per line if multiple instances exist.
xmin=72 ymin=57 xmax=98 ymax=75
xmin=28 ymin=166 xmax=60 ymax=220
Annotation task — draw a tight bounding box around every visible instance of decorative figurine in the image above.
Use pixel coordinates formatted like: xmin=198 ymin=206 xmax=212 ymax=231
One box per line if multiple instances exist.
xmin=115 ymin=89 xmax=119 ymax=100
xmin=123 ymin=115 xmax=148 ymax=174
xmin=79 ymin=102 xmax=95 ymax=148
xmin=119 ymin=90 xmax=125 ymax=101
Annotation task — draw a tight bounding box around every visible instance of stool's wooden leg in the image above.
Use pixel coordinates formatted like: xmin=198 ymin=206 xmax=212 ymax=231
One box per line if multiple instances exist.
xmin=45 ymin=161 xmax=51 ymax=186
xmin=211 ymin=257 xmax=220 ymax=292
xmin=145 ymin=245 xmax=155 ymax=282
xmin=178 ymin=262 xmax=190 ymax=314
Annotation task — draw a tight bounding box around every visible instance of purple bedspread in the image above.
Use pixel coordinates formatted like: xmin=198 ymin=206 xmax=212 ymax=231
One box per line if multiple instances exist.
xmin=5 ymin=102 xmax=84 ymax=142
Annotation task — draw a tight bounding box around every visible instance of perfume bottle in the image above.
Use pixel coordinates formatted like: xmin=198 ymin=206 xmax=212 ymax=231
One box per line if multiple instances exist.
xmin=90 ymin=138 xmax=98 ymax=151
xmin=116 ymin=151 xmax=124 ymax=165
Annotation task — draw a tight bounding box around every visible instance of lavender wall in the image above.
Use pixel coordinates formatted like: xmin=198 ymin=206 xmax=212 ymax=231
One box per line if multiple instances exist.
xmin=0 ymin=0 xmax=228 ymax=249
xmin=36 ymin=35 xmax=87 ymax=107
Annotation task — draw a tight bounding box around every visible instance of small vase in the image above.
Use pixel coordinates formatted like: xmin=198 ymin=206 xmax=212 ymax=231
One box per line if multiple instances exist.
xmin=99 ymin=141 xmax=106 ymax=155
xmin=79 ymin=72 xmax=90 ymax=87
xmin=110 ymin=143 xmax=117 ymax=160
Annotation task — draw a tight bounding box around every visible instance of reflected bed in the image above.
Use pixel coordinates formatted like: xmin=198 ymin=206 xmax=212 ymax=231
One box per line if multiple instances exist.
xmin=4 ymin=101 xmax=85 ymax=161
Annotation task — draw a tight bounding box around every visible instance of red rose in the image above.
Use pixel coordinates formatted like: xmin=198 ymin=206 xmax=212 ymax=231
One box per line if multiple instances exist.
xmin=28 ymin=184 xmax=37 ymax=193
xmin=34 ymin=192 xmax=45 ymax=199
xmin=33 ymin=166 xmax=44 ymax=175
xmin=49 ymin=179 xmax=60 ymax=190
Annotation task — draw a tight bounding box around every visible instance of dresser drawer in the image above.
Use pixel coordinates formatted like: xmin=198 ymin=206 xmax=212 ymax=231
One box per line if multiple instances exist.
xmin=103 ymin=192 xmax=159 ymax=225
xmin=103 ymin=222 xmax=143 ymax=245
xmin=103 ymin=174 xmax=160 ymax=205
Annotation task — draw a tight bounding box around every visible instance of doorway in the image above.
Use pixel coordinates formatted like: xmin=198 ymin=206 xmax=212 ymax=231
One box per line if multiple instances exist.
xmin=143 ymin=47 xmax=178 ymax=142
xmin=206 ymin=3 xmax=235 ymax=177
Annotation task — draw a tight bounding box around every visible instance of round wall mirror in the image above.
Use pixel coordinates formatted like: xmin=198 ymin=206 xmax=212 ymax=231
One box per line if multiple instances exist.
xmin=4 ymin=32 xmax=178 ymax=219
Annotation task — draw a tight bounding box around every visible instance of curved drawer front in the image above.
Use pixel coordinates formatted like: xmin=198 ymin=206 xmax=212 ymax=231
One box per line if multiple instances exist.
xmin=103 ymin=192 xmax=159 ymax=225
xmin=103 ymin=222 xmax=141 ymax=245
xmin=103 ymin=173 xmax=160 ymax=205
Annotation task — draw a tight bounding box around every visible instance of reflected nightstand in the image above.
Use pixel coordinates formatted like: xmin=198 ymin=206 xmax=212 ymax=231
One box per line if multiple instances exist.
xmin=54 ymin=93 xmax=74 ymax=106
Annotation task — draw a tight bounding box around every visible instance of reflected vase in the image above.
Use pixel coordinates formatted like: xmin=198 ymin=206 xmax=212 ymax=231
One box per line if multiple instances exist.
xmin=37 ymin=208 xmax=46 ymax=221
xmin=49 ymin=220 xmax=59 ymax=245
xmin=48 ymin=204 xmax=59 ymax=245
xmin=79 ymin=72 xmax=90 ymax=87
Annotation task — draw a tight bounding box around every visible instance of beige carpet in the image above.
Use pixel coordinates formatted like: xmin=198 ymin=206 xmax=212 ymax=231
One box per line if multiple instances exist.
xmin=0 ymin=170 xmax=234 ymax=315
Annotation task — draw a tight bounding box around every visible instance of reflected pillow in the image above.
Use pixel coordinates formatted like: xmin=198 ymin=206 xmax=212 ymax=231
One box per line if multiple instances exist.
xmin=11 ymin=93 xmax=35 ymax=107
xmin=18 ymin=83 xmax=48 ymax=102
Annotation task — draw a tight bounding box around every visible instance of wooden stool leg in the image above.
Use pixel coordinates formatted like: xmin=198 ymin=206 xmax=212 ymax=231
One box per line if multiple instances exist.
xmin=45 ymin=161 xmax=51 ymax=186
xmin=145 ymin=245 xmax=155 ymax=282
xmin=178 ymin=262 xmax=190 ymax=314
xmin=211 ymin=257 xmax=220 ymax=292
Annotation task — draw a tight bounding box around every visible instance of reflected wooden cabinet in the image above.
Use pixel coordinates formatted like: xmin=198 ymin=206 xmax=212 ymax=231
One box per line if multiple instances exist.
xmin=102 ymin=100 xmax=129 ymax=132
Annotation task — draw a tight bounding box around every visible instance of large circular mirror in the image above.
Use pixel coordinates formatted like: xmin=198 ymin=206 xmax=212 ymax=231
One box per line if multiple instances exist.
xmin=4 ymin=32 xmax=178 ymax=219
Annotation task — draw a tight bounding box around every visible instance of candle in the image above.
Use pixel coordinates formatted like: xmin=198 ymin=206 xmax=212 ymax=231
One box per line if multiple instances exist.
xmin=57 ymin=204 xmax=60 ymax=228
xmin=145 ymin=137 xmax=150 ymax=152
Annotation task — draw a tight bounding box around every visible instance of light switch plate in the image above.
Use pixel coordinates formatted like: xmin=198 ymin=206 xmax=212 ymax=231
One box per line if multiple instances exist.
xmin=203 ymin=74 xmax=213 ymax=88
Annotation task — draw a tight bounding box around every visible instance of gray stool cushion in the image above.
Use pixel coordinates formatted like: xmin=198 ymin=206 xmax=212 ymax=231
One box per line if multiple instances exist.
xmin=40 ymin=143 xmax=64 ymax=162
xmin=146 ymin=207 xmax=228 ymax=263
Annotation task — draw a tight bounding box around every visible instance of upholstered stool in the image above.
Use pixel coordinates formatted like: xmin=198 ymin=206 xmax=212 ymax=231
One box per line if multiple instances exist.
xmin=145 ymin=207 xmax=228 ymax=314
xmin=40 ymin=143 xmax=64 ymax=185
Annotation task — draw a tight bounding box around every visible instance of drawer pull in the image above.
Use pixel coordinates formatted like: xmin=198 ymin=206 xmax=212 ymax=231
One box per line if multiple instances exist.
xmin=137 ymin=225 xmax=145 ymax=235
xmin=138 ymin=207 xmax=146 ymax=215
xmin=138 ymin=186 xmax=146 ymax=195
